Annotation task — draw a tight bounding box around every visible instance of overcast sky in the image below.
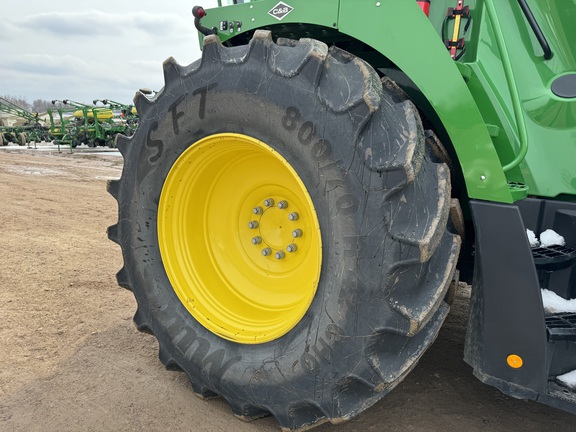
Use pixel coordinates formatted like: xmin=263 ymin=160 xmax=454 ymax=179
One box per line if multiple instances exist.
xmin=1 ymin=1 xmax=220 ymax=105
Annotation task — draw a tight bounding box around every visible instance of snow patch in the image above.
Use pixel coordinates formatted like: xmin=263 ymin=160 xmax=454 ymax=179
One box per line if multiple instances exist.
xmin=526 ymin=228 xmax=566 ymax=248
xmin=541 ymin=289 xmax=576 ymax=314
xmin=526 ymin=229 xmax=539 ymax=247
xmin=540 ymin=229 xmax=565 ymax=247
xmin=557 ymin=369 xmax=576 ymax=391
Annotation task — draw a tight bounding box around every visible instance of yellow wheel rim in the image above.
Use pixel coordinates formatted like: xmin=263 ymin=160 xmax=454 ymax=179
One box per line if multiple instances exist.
xmin=158 ymin=133 xmax=322 ymax=344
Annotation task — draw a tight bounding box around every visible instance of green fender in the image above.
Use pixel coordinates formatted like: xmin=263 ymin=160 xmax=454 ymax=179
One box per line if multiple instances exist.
xmin=202 ymin=0 xmax=514 ymax=203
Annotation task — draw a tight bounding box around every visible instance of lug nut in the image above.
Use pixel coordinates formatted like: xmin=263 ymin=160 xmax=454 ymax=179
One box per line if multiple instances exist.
xmin=253 ymin=206 xmax=263 ymax=215
xmin=288 ymin=212 xmax=299 ymax=221
xmin=292 ymin=229 xmax=303 ymax=238
xmin=251 ymin=236 xmax=262 ymax=245
xmin=277 ymin=200 xmax=288 ymax=209
xmin=275 ymin=251 xmax=286 ymax=260
xmin=286 ymin=244 xmax=298 ymax=253
xmin=263 ymin=198 xmax=275 ymax=207
xmin=261 ymin=248 xmax=272 ymax=256
xmin=248 ymin=221 xmax=259 ymax=229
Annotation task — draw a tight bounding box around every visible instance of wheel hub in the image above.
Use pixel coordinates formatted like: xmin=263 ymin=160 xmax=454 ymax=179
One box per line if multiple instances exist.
xmin=247 ymin=198 xmax=302 ymax=260
xmin=157 ymin=133 xmax=322 ymax=344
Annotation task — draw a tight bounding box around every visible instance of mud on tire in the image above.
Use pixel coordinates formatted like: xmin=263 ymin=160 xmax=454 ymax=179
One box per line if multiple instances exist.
xmin=108 ymin=31 xmax=460 ymax=430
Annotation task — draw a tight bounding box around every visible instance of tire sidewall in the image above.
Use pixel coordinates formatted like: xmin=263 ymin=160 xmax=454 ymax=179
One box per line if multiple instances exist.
xmin=121 ymin=59 xmax=371 ymax=393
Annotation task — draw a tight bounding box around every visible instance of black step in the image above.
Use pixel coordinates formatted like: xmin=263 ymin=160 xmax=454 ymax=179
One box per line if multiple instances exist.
xmin=533 ymin=245 xmax=576 ymax=272
xmin=546 ymin=313 xmax=576 ymax=341
xmin=547 ymin=381 xmax=576 ymax=410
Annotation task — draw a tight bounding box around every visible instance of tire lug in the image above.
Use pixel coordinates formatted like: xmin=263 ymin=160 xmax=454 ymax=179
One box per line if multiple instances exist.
xmin=253 ymin=206 xmax=263 ymax=215
xmin=275 ymin=251 xmax=286 ymax=260
xmin=288 ymin=212 xmax=299 ymax=221
xmin=277 ymin=200 xmax=288 ymax=209
xmin=292 ymin=229 xmax=303 ymax=238
xmin=248 ymin=221 xmax=259 ymax=229
xmin=261 ymin=248 xmax=272 ymax=256
xmin=263 ymin=198 xmax=275 ymax=207
xmin=251 ymin=236 xmax=262 ymax=245
xmin=286 ymin=244 xmax=298 ymax=253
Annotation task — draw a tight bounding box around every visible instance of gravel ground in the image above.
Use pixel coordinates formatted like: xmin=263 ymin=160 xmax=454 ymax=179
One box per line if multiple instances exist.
xmin=1 ymin=146 xmax=574 ymax=431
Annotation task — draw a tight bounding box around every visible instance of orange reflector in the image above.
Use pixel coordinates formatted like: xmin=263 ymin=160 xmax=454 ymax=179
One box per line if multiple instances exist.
xmin=507 ymin=354 xmax=523 ymax=369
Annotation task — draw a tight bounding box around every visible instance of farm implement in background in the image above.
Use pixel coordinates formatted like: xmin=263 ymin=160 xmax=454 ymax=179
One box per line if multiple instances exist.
xmin=0 ymin=97 xmax=50 ymax=147
xmin=48 ymin=99 xmax=138 ymax=152
xmin=93 ymin=99 xmax=139 ymax=138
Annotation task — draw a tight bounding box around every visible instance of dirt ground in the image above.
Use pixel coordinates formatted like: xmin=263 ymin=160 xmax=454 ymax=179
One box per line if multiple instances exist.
xmin=1 ymin=147 xmax=574 ymax=432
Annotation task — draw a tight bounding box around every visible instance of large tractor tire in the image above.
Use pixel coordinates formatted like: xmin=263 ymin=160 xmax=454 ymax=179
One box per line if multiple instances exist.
xmin=108 ymin=31 xmax=460 ymax=430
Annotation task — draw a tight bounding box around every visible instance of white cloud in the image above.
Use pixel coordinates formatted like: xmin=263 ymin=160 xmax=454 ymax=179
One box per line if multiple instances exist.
xmin=0 ymin=0 xmax=219 ymax=104
xmin=3 ymin=54 xmax=94 ymax=76
xmin=17 ymin=10 xmax=191 ymax=41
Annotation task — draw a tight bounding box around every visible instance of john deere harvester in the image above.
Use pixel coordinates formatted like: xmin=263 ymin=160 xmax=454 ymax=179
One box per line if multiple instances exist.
xmin=107 ymin=1 xmax=576 ymax=429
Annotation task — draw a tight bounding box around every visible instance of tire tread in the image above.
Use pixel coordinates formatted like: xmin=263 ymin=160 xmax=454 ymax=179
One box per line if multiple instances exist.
xmin=108 ymin=31 xmax=461 ymax=431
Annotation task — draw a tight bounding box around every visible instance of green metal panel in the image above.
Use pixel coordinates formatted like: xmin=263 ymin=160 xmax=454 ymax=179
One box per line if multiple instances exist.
xmin=202 ymin=0 xmax=513 ymax=202
xmin=199 ymin=0 xmax=576 ymax=202
xmin=210 ymin=0 xmax=340 ymax=30
xmin=427 ymin=0 xmax=576 ymax=200
xmin=472 ymin=1 xmax=576 ymax=198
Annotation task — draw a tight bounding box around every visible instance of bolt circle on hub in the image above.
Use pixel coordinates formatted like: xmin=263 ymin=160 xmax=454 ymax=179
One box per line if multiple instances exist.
xmin=157 ymin=133 xmax=322 ymax=345
xmin=247 ymin=196 xmax=306 ymax=260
